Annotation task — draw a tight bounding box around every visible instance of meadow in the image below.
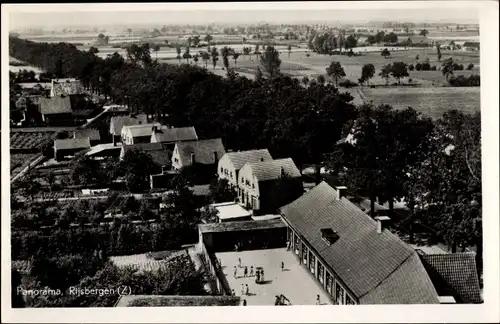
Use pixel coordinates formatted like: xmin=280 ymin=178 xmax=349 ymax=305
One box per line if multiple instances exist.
xmin=359 ymin=87 xmax=480 ymax=119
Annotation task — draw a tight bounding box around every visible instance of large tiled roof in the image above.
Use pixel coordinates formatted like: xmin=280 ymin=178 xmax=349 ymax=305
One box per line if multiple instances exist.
xmin=199 ymin=218 xmax=286 ymax=233
xmin=122 ymin=142 xmax=171 ymax=167
xmin=406 ymin=36 xmax=429 ymax=44
xmin=73 ymin=128 xmax=101 ymax=141
xmin=115 ymin=295 xmax=241 ymax=307
xmin=51 ymin=78 xmax=83 ymax=96
xmin=420 ymin=253 xmax=482 ymax=303
xmin=54 ymin=137 xmax=91 ymax=151
xmin=176 ymin=138 xmax=226 ymax=165
xmin=123 ymin=123 xmax=161 ymax=138
xmin=39 ymin=96 xmax=72 ymax=115
xmin=280 ymin=182 xmax=439 ymax=304
xmin=109 ymin=114 xmax=148 ymax=136
xmin=225 ymin=149 xmax=273 ymax=170
xmin=152 ymin=126 xmax=198 ymax=143
xmin=248 ymin=158 xmax=301 ymax=181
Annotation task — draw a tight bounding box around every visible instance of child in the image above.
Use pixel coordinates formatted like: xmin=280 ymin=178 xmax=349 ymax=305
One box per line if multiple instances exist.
xmin=250 ymin=266 xmax=254 ymax=277
xmin=245 ymin=284 xmax=249 ymax=296
xmin=231 ymin=289 xmax=235 ymax=296
xmin=240 ymin=284 xmax=245 ymax=296
xmin=281 ymin=261 xmax=284 ymax=271
xmin=233 ymin=266 xmax=237 ymax=278
xmin=244 ymin=266 xmax=248 ymax=277
xmin=238 ymin=257 xmax=242 ymax=268
xmin=316 ymin=294 xmax=320 ymax=305
xmin=243 ymin=299 xmax=247 ymax=306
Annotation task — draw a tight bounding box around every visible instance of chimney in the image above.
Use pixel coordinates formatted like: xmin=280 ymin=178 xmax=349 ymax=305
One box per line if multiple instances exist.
xmin=191 ymin=153 xmax=195 ymax=164
xmin=335 ymin=186 xmax=347 ymax=200
xmin=374 ymin=216 xmax=391 ymax=234
xmin=213 ymin=151 xmax=218 ymax=162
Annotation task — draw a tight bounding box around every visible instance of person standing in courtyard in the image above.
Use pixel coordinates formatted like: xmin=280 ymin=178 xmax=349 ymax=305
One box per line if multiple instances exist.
xmin=240 ymin=284 xmax=245 ymax=296
xmin=244 ymin=266 xmax=248 ymax=277
xmin=245 ymin=284 xmax=249 ymax=296
xmin=281 ymin=261 xmax=284 ymax=271
xmin=316 ymin=294 xmax=321 ymax=305
xmin=233 ymin=265 xmax=237 ymax=278
xmin=238 ymin=257 xmax=242 ymax=268
xmin=231 ymin=289 xmax=235 ymax=296
xmin=250 ymin=266 xmax=254 ymax=276
xmin=243 ymin=299 xmax=247 ymax=306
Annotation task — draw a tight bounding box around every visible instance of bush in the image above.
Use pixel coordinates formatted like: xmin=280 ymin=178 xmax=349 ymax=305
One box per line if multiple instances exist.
xmin=415 ymin=63 xmax=422 ymax=71
xmin=467 ymin=63 xmax=474 ymax=70
xmin=338 ymin=79 xmax=358 ymax=88
xmin=421 ymin=62 xmax=431 ymax=71
xmin=448 ymin=74 xmax=480 ymax=87
xmin=458 ymin=64 xmax=464 ymax=71
xmin=408 ymin=64 xmax=414 ymax=71
xmin=431 ymin=65 xmax=437 ymax=71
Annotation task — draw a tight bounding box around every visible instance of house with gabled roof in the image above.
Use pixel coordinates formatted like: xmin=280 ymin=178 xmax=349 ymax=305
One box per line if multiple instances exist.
xmin=238 ymin=158 xmax=303 ymax=214
xmin=280 ymin=182 xmax=441 ymax=304
xmin=109 ymin=114 xmax=148 ymax=145
xmin=121 ymin=123 xmax=161 ymax=145
xmin=54 ymin=137 xmax=91 ymax=161
xmin=171 ymin=138 xmax=226 ymax=170
xmin=73 ymin=128 xmax=101 ymax=146
xmin=39 ymin=96 xmax=73 ymax=125
xmin=217 ymin=149 xmax=273 ymax=188
xmin=120 ymin=142 xmax=171 ymax=171
xmin=150 ymin=126 xmax=198 ymax=144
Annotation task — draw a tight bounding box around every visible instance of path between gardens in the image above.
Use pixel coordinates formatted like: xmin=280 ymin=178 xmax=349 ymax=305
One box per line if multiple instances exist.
xmin=18 ymin=191 xmax=174 ymax=203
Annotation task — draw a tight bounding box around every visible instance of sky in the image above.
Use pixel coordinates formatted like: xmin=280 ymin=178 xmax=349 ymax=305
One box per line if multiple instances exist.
xmin=7 ymin=2 xmax=480 ymax=30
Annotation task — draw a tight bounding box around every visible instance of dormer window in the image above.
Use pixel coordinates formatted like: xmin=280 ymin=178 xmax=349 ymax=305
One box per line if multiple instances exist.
xmin=321 ymin=228 xmax=339 ymax=246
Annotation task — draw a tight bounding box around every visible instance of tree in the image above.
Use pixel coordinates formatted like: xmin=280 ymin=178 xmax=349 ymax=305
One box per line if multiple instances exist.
xmin=70 ymin=155 xmax=101 ymax=185
xmin=259 ymin=46 xmax=281 ymax=77
xmin=287 ymin=44 xmax=292 ymax=58
xmin=45 ymin=170 xmax=56 ymax=193
xmin=204 ymin=34 xmax=213 ymax=43
xmin=406 ymin=111 xmax=481 ymax=274
xmin=317 ymin=74 xmax=326 ymax=85
xmin=325 ymin=104 xmax=434 ymax=219
xmin=119 ymin=150 xmax=158 ymax=193
xmin=193 ymin=54 xmax=199 ymax=65
xmin=176 ymin=45 xmax=182 ymax=63
xmin=326 ymin=61 xmax=346 ymax=86
xmin=152 ymin=44 xmax=161 ymax=59
xmin=441 ymin=57 xmax=455 ymax=81
xmin=381 ymin=48 xmax=391 ymax=59
xmin=416 ymin=54 xmax=419 ymax=61
xmin=344 ymin=35 xmax=358 ymax=50
xmin=379 ymin=64 xmax=392 ymax=85
xmin=255 ymin=66 xmax=264 ymax=82
xmin=209 ymin=178 xmax=236 ymax=203
xmin=183 ymin=47 xmax=192 ymax=63
xmin=419 ymin=29 xmax=429 ymax=37
xmin=436 ymin=44 xmax=442 ymax=62
xmin=390 ymin=61 xmax=409 ymax=85
xmin=359 ymin=63 xmax=375 ymax=86
xmin=200 ymin=51 xmax=210 ymax=68
xmin=127 ymin=28 xmax=132 ymax=37
xmin=211 ymin=46 xmax=219 ymax=69
xmin=302 ymin=76 xmax=309 ymax=87
xmin=232 ymin=52 xmax=240 ymax=66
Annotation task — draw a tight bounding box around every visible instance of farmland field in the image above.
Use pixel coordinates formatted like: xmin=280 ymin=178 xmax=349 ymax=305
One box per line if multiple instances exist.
xmin=359 ymin=87 xmax=480 ymax=119
xmin=10 ymin=132 xmax=53 ymax=150
xmin=10 ymin=153 xmax=41 ymax=176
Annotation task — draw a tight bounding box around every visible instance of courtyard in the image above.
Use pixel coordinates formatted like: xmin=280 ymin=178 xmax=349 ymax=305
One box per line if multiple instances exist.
xmin=216 ymin=247 xmax=332 ymax=306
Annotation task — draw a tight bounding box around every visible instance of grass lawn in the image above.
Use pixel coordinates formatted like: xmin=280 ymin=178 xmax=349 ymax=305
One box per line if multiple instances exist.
xmin=359 ymin=86 xmax=480 ymax=119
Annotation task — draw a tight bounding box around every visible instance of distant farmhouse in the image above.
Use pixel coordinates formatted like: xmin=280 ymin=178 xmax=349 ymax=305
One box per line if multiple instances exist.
xmin=171 ymin=138 xmax=226 ymax=170
xmin=109 ymin=114 xmax=148 ymax=145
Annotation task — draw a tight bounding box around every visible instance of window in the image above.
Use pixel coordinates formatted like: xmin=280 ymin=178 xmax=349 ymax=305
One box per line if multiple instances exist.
xmin=326 ymin=272 xmax=333 ymax=295
xmin=346 ymin=295 xmax=355 ymax=305
xmin=302 ymin=245 xmax=308 ymax=265
xmin=309 ymin=253 xmax=316 ymax=274
xmin=335 ymin=280 xmax=345 ymax=305
xmin=230 ymin=172 xmax=233 ymax=178
xmin=294 ymin=234 xmax=300 ymax=255
xmin=318 ymin=262 xmax=325 ymax=283
xmin=252 ymin=183 xmax=255 ymax=189
xmin=174 ymin=158 xmax=179 ymax=163
xmin=220 ymin=167 xmax=223 ymax=173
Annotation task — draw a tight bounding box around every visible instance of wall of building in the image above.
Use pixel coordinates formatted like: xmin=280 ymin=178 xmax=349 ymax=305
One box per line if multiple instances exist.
xmin=286 ymin=224 xmax=358 ymax=305
xmin=171 ymin=145 xmax=183 ymax=170
xmin=237 ymin=164 xmax=260 ymax=210
xmin=217 ymin=156 xmax=238 ymax=187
